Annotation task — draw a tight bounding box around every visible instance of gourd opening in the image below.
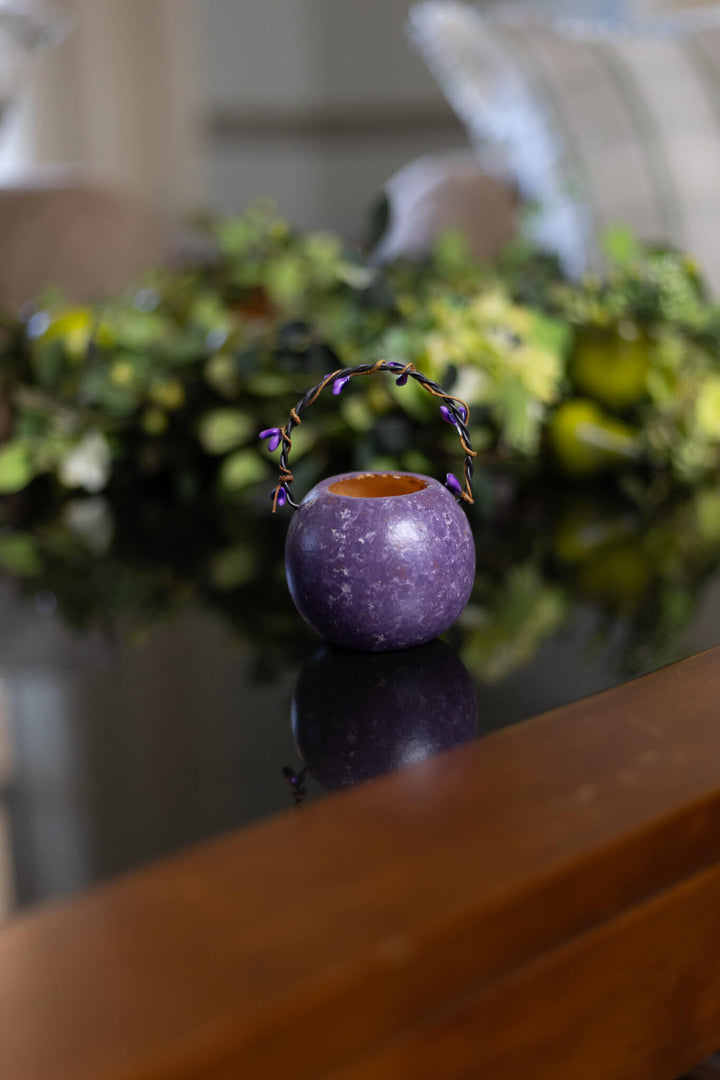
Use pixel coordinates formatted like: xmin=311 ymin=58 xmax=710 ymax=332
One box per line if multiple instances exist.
xmin=328 ymin=473 xmax=428 ymax=498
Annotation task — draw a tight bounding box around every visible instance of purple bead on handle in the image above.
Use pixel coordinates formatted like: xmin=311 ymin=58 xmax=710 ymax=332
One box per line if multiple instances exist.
xmin=259 ymin=426 xmax=283 ymax=453
xmin=445 ymin=472 xmax=463 ymax=496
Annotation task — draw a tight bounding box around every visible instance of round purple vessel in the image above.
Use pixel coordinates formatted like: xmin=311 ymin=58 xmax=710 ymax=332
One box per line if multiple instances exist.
xmin=285 ymin=471 xmax=475 ymax=651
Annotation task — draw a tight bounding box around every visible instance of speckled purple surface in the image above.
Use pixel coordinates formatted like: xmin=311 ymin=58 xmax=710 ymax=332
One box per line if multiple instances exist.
xmin=285 ymin=471 xmax=476 ymax=651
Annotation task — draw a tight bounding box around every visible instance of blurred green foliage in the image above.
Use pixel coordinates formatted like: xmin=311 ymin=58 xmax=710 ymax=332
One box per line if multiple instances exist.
xmin=1 ymin=207 xmax=720 ymax=678
xmin=0 ymin=207 xmax=719 ymax=507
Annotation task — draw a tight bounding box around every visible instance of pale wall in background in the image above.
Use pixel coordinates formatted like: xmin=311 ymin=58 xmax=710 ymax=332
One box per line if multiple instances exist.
xmin=193 ymin=0 xmax=464 ymax=236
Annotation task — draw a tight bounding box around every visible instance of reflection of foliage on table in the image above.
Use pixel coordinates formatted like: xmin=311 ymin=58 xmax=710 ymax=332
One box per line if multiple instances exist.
xmin=2 ymin=481 xmax=720 ymax=684
xmin=455 ymin=484 xmax=720 ymax=682
xmin=0 ymin=484 xmax=316 ymax=677
xmin=0 ymin=205 xmax=719 ymax=510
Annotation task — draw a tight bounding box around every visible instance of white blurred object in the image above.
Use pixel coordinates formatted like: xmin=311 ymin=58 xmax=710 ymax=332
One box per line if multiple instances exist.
xmin=0 ymin=1 xmax=68 ymax=180
xmin=0 ymin=1 xmax=66 ymax=126
xmin=410 ymin=2 xmax=720 ymax=292
xmin=58 ymin=432 xmax=111 ymax=494
xmin=375 ymin=149 xmax=518 ymax=263
xmin=62 ymin=497 xmax=113 ymax=555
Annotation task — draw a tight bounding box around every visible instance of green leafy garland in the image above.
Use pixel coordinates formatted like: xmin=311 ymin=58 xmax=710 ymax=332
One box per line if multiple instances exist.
xmin=0 ymin=203 xmax=719 ymax=508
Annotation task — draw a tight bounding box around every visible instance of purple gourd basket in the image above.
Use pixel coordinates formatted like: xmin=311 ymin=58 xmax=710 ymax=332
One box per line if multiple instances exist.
xmin=260 ymin=360 xmax=476 ymax=652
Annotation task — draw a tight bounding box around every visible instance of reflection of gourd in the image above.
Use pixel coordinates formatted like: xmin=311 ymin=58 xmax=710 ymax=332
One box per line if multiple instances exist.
xmin=292 ymin=640 xmax=477 ymax=790
xmin=569 ymin=327 xmax=649 ymax=410
xmin=548 ymin=399 xmax=641 ymax=476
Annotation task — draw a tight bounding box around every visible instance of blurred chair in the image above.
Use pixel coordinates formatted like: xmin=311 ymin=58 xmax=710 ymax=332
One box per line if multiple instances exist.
xmin=0 ymin=177 xmax=172 ymax=306
xmin=375 ymin=149 xmax=518 ymax=264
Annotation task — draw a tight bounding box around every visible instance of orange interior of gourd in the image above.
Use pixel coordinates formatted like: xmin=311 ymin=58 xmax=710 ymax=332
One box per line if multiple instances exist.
xmin=328 ymin=474 xmax=428 ymax=498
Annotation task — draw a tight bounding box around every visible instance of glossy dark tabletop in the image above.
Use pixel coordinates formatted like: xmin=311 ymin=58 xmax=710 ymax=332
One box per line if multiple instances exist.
xmin=1 ymin=483 xmax=719 ymax=917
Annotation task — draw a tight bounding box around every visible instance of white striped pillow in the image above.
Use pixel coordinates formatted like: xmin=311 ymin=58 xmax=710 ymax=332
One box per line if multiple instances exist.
xmin=410 ymin=3 xmax=720 ymax=291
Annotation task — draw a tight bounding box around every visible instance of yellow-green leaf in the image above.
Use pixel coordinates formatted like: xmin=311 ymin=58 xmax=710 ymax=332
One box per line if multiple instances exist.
xmin=209 ymin=544 xmax=258 ymax=589
xmin=219 ymin=448 xmax=267 ymax=491
xmin=0 ymin=533 xmax=42 ymax=576
xmin=198 ymin=410 xmax=254 ymax=455
xmin=0 ymin=442 xmax=34 ymax=494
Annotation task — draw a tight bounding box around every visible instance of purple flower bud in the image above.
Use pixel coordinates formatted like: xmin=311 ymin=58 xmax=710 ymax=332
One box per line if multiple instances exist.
xmin=332 ymin=376 xmax=350 ymax=396
xmin=458 ymin=405 xmax=468 ymax=423
xmin=395 ymin=371 xmax=409 ymax=386
xmin=440 ymin=405 xmax=457 ymax=425
xmin=274 ymin=486 xmax=287 ymax=507
xmin=445 ymin=473 xmax=463 ymax=495
xmin=267 ymin=432 xmax=282 ymax=452
xmin=259 ymin=427 xmax=280 ymax=441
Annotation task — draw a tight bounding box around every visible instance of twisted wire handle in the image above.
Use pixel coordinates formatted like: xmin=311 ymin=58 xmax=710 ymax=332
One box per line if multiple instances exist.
xmin=259 ymin=359 xmax=477 ymax=512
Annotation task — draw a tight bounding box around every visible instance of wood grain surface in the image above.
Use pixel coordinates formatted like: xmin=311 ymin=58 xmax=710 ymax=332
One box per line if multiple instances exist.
xmin=2 ymin=645 xmax=720 ymax=1079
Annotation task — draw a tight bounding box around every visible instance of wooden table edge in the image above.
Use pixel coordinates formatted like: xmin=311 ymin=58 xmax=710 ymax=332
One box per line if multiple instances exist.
xmin=2 ymin=645 xmax=720 ymax=1079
